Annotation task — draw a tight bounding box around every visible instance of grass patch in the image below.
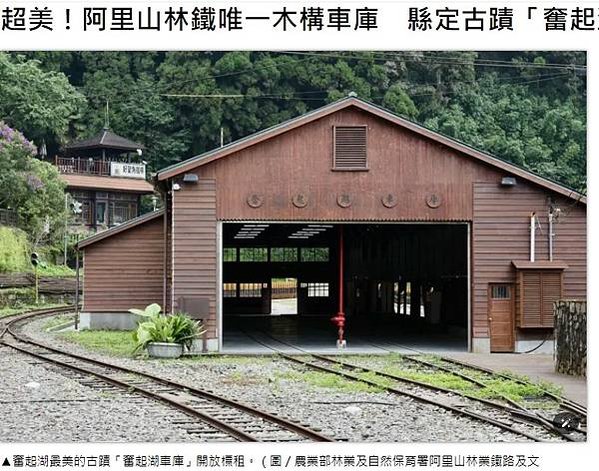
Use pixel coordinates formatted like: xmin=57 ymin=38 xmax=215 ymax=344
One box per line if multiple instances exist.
xmin=59 ymin=330 xmax=136 ymax=357
xmin=496 ymin=370 xmax=564 ymax=397
xmin=331 ymin=354 xmax=565 ymax=407
xmin=466 ymin=378 xmax=551 ymax=403
xmin=36 ymin=264 xmax=75 ymax=277
xmin=404 ymin=354 xmax=562 ymax=403
xmin=354 ymin=370 xmax=395 ymax=389
xmin=43 ymin=314 xmax=75 ymax=330
xmin=0 ymin=227 xmax=29 ymax=273
xmin=382 ymin=365 xmax=479 ymax=393
xmin=276 ymin=369 xmax=383 ymax=393
xmin=0 ymin=303 xmax=65 ymax=318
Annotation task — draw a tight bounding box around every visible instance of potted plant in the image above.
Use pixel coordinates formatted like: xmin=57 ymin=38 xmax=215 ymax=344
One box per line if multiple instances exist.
xmin=130 ymin=303 xmax=206 ymax=358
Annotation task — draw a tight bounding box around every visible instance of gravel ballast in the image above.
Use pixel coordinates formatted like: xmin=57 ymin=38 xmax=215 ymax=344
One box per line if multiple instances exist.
xmin=2 ymin=316 xmax=547 ymax=442
xmin=0 ymin=343 xmax=210 ymax=442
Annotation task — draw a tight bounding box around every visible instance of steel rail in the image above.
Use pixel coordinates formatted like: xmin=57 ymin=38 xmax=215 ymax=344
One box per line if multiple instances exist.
xmin=281 ymin=354 xmax=545 ymax=442
xmin=308 ymin=354 xmax=581 ymax=442
xmin=437 ymin=356 xmax=587 ymax=416
xmin=433 ymin=356 xmax=587 ymax=435
xmin=236 ymin=329 xmax=585 ymax=440
xmin=402 ymin=354 xmax=586 ymax=428
xmin=311 ymin=355 xmax=546 ymax=421
xmin=399 ymin=355 xmax=529 ymax=411
xmin=3 ymin=339 xmax=257 ymax=442
xmin=2 ymin=308 xmax=333 ymax=443
xmin=0 ymin=305 xmax=74 ymax=338
xmin=367 ymin=338 xmax=586 ymax=417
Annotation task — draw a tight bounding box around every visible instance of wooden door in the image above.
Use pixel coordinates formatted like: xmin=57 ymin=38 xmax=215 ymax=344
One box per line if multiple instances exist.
xmin=488 ymin=284 xmax=515 ymax=352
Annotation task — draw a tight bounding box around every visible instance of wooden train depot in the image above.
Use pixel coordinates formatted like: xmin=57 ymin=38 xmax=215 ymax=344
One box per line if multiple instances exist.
xmin=75 ymin=96 xmax=586 ymax=354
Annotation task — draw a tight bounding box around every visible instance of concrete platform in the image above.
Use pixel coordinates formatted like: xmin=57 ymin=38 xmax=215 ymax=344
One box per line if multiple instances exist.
xmin=445 ymin=352 xmax=587 ymax=406
xmin=222 ymin=324 xmax=467 ymax=355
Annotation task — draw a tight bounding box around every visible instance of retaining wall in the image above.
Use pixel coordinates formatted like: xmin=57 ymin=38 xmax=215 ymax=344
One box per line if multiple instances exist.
xmin=554 ymin=300 xmax=586 ymax=377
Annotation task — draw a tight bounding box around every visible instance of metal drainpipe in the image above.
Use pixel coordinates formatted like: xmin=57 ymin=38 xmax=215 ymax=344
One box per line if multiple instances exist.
xmin=170 ymin=180 xmax=176 ymax=315
xmin=163 ymin=197 xmax=168 ymax=313
xmin=548 ymin=211 xmax=554 ymax=261
xmin=530 ymin=212 xmax=536 ymax=262
xmin=64 ymin=193 xmax=69 ymax=266
xmin=74 ymin=249 xmax=80 ymax=330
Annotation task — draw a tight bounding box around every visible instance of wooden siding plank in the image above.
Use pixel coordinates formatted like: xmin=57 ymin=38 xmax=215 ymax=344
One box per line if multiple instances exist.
xmin=82 ymin=217 xmax=164 ymax=312
xmin=172 ymin=179 xmax=218 ymax=339
xmin=473 ymin=183 xmax=586 ymax=339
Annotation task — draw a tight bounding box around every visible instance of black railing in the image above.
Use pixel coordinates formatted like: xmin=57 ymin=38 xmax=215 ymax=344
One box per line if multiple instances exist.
xmin=54 ymin=156 xmax=146 ymax=178
xmin=55 ymin=156 xmax=111 ymax=176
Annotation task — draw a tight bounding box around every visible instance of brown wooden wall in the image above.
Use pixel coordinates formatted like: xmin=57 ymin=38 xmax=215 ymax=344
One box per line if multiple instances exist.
xmin=82 ymin=216 xmax=164 ymax=312
xmin=167 ymin=105 xmax=586 ymax=344
xmin=199 ymin=108 xmax=501 ymax=221
xmin=472 ymin=182 xmax=586 ymax=338
xmin=171 ymin=178 xmax=218 ymax=338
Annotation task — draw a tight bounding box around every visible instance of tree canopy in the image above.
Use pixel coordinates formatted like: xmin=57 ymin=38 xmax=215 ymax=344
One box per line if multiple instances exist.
xmin=0 ymin=122 xmax=67 ymax=247
xmin=16 ymin=51 xmax=587 ymax=192
xmin=0 ymin=53 xmax=85 ymax=147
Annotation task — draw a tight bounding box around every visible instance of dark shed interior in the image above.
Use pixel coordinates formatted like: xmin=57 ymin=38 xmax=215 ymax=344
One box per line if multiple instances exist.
xmin=222 ymin=222 xmax=468 ymax=352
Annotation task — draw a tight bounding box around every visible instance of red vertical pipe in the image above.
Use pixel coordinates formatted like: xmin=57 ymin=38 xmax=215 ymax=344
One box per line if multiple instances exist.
xmin=337 ymin=225 xmax=345 ymax=343
xmin=339 ymin=226 xmax=344 ymax=304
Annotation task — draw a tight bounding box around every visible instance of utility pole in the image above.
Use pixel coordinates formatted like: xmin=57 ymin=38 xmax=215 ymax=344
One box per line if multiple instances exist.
xmin=30 ymin=253 xmax=40 ymax=304
xmin=64 ymin=193 xmax=68 ymax=266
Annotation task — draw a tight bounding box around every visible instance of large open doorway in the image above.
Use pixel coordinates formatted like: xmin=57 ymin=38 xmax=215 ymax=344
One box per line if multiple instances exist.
xmin=220 ymin=222 xmax=469 ymax=353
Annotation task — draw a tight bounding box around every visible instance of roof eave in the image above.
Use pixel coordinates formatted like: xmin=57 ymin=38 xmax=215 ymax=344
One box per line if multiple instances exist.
xmin=77 ymin=209 xmax=164 ymax=249
xmin=67 ymin=130 xmax=145 ymax=152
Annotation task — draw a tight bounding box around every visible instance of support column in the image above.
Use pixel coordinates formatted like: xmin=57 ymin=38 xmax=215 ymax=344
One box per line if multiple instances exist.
xmin=410 ymin=282 xmax=420 ymax=318
xmin=331 ymin=225 xmax=346 ymax=348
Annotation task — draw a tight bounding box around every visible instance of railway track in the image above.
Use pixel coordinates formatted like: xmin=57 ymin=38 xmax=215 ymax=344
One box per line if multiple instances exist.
xmin=2 ymin=309 xmax=586 ymax=442
xmin=242 ymin=331 xmax=586 ymax=442
xmin=368 ymin=339 xmax=587 ymax=418
xmin=0 ymin=307 xmax=333 ymax=443
xmin=435 ymin=355 xmax=587 ymax=417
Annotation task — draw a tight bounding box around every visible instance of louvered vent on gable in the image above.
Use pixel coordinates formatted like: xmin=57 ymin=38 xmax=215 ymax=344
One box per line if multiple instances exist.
xmin=333 ymin=125 xmax=368 ymax=170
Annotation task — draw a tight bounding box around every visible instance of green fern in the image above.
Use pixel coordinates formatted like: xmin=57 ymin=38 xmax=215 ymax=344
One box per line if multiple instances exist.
xmin=130 ymin=304 xmax=206 ymax=353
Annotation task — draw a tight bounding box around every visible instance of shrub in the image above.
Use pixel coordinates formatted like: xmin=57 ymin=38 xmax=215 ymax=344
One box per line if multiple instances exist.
xmin=0 ymin=226 xmax=30 ymax=272
xmin=0 ymin=122 xmax=67 ymax=247
xmin=130 ymin=303 xmax=206 ymax=353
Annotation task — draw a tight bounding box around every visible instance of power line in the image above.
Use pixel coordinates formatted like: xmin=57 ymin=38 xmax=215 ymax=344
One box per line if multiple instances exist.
xmin=409 ymin=72 xmax=571 ymax=97
xmin=160 ymin=72 xmax=573 ymax=101
xmin=370 ymin=51 xmax=586 ymax=70
xmin=76 ymin=51 xmax=585 ymax=102
xmin=158 ymin=53 xmax=316 ymax=93
xmin=156 ymin=51 xmax=585 ymax=96
xmin=276 ymin=51 xmax=587 ymax=71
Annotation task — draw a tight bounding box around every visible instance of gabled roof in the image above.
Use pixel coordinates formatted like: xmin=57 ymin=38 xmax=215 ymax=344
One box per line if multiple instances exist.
xmin=77 ymin=209 xmax=164 ymax=249
xmin=67 ymin=129 xmax=144 ymax=152
xmin=157 ymin=96 xmax=586 ymax=204
xmin=61 ymin=174 xmax=154 ymax=193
